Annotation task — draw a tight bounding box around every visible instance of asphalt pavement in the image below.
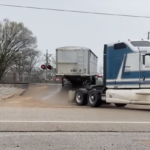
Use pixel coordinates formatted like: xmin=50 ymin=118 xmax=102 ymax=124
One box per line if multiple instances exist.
xmin=0 ymin=132 xmax=150 ymax=150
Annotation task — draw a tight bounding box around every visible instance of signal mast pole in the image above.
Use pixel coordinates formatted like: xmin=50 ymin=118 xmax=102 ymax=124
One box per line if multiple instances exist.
xmin=44 ymin=49 xmax=53 ymax=82
xmin=46 ymin=49 xmax=48 ymax=81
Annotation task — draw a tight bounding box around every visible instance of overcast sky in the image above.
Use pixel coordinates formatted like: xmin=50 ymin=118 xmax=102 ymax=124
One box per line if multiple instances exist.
xmin=0 ymin=0 xmax=150 ymax=66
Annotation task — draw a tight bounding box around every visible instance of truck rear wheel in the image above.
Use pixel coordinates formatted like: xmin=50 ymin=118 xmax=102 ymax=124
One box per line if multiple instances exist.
xmin=115 ymin=104 xmax=127 ymax=107
xmin=87 ymin=90 xmax=102 ymax=107
xmin=75 ymin=89 xmax=88 ymax=106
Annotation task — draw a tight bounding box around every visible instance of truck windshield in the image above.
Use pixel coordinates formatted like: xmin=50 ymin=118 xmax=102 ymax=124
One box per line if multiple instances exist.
xmin=131 ymin=41 xmax=150 ymax=47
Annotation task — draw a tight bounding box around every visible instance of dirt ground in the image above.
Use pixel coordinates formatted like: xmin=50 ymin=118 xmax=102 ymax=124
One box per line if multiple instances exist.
xmin=0 ymin=83 xmax=78 ymax=108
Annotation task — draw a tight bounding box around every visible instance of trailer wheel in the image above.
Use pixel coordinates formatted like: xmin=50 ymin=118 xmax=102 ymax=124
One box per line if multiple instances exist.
xmin=88 ymin=90 xmax=102 ymax=107
xmin=115 ymin=104 xmax=127 ymax=107
xmin=75 ymin=89 xmax=88 ymax=106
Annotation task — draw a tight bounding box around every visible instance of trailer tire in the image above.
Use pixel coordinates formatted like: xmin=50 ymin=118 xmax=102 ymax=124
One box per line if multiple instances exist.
xmin=88 ymin=90 xmax=102 ymax=107
xmin=115 ymin=104 xmax=127 ymax=107
xmin=75 ymin=89 xmax=88 ymax=106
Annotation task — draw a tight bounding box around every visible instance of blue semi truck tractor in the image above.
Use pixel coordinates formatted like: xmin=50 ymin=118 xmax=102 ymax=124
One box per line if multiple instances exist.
xmin=75 ymin=39 xmax=150 ymax=107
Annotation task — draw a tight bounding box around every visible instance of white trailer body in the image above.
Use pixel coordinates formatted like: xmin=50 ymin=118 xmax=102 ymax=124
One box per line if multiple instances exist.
xmin=56 ymin=46 xmax=98 ymax=86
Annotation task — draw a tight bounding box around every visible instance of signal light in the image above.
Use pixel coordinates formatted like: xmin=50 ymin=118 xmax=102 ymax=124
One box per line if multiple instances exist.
xmin=47 ymin=65 xmax=53 ymax=70
xmin=41 ymin=65 xmax=46 ymax=70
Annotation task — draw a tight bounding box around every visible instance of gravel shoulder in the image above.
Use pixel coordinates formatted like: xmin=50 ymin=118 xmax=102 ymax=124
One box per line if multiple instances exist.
xmin=0 ymin=84 xmax=28 ymax=101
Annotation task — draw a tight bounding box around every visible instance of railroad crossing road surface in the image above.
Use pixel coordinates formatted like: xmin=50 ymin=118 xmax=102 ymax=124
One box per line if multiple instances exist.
xmin=0 ymin=83 xmax=150 ymax=132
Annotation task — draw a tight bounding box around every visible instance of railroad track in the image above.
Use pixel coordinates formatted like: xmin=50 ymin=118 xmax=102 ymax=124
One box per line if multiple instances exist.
xmin=0 ymin=82 xmax=29 ymax=84
xmin=0 ymin=82 xmax=29 ymax=89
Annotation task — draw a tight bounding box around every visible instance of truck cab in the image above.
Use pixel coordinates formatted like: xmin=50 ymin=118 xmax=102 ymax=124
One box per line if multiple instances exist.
xmin=106 ymin=39 xmax=150 ymax=89
xmin=75 ymin=39 xmax=150 ymax=107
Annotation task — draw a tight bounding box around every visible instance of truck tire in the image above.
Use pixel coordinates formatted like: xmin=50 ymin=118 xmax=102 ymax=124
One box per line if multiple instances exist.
xmin=87 ymin=90 xmax=102 ymax=107
xmin=115 ymin=104 xmax=127 ymax=107
xmin=75 ymin=89 xmax=88 ymax=106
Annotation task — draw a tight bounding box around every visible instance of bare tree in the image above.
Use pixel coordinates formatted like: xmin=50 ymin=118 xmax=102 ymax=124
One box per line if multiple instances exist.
xmin=0 ymin=18 xmax=37 ymax=81
xmin=23 ymin=49 xmax=40 ymax=81
xmin=14 ymin=49 xmax=41 ymax=82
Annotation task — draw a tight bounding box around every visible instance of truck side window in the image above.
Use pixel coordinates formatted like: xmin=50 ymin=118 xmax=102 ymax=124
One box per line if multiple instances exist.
xmin=114 ymin=43 xmax=126 ymax=50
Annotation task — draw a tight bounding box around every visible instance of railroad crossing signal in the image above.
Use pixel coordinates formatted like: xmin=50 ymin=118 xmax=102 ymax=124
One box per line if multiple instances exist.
xmin=41 ymin=65 xmax=46 ymax=70
xmin=41 ymin=64 xmax=53 ymax=70
xmin=47 ymin=65 xmax=53 ymax=70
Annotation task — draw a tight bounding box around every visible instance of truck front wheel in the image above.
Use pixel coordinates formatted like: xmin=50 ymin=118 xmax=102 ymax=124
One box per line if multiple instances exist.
xmin=115 ymin=104 xmax=127 ymax=107
xmin=87 ymin=90 xmax=102 ymax=107
xmin=75 ymin=89 xmax=88 ymax=106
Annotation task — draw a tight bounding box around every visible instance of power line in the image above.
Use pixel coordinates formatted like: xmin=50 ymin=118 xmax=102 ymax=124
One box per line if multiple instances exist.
xmin=0 ymin=3 xmax=150 ymax=19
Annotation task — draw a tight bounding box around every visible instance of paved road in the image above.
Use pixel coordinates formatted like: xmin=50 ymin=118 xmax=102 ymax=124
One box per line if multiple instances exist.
xmin=0 ymin=132 xmax=150 ymax=150
xmin=0 ymin=83 xmax=150 ymax=131
xmin=1 ymin=83 xmax=150 ymax=149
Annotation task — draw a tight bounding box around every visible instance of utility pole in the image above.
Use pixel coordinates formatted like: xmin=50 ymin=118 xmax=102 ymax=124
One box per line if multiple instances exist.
xmin=148 ymin=32 xmax=150 ymax=40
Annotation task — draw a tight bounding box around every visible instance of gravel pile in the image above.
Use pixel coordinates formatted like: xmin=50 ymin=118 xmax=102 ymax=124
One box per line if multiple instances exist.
xmin=0 ymin=84 xmax=28 ymax=101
